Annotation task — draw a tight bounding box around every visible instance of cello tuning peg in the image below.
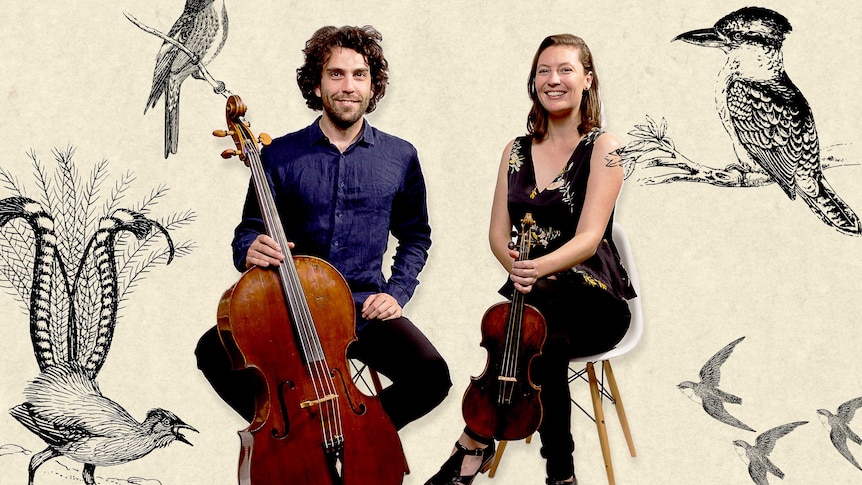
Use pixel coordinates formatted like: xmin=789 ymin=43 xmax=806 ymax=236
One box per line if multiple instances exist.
xmin=221 ymin=149 xmax=239 ymax=159
xmin=507 ymin=241 xmax=516 ymax=250
xmin=213 ymin=129 xmax=233 ymax=138
xmin=510 ymin=230 xmax=518 ymax=238
xmin=259 ymin=133 xmax=272 ymax=146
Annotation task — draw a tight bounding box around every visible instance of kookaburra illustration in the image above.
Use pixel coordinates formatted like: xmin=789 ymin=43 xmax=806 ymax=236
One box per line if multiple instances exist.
xmin=0 ymin=197 xmax=195 ymax=485
xmin=144 ymin=0 xmax=229 ymax=158
xmin=675 ymin=7 xmax=862 ymax=236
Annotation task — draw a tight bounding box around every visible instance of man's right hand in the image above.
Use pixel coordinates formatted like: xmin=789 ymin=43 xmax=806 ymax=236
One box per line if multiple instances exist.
xmin=245 ymin=234 xmax=291 ymax=268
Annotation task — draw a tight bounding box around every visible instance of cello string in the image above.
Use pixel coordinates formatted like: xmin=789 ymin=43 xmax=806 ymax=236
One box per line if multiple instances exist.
xmin=250 ymin=133 xmax=344 ymax=446
xmin=246 ymin=134 xmax=341 ymax=445
xmin=290 ymin=278 xmax=343 ymax=445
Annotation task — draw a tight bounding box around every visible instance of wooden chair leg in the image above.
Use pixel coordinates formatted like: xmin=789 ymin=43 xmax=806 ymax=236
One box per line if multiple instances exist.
xmin=587 ymin=362 xmax=615 ymax=485
xmin=488 ymin=440 xmax=508 ymax=478
xmin=368 ymin=368 xmax=410 ymax=475
xmin=603 ymin=361 xmax=636 ymax=457
xmin=488 ymin=434 xmax=533 ymax=478
xmin=370 ymin=367 xmax=385 ymax=396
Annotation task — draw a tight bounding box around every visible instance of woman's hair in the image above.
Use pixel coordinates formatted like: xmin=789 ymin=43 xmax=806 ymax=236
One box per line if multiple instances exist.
xmin=526 ymin=34 xmax=602 ymax=139
xmin=296 ymin=25 xmax=389 ymax=113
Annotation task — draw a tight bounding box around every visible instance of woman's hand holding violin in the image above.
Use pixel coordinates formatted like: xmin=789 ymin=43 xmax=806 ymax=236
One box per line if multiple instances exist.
xmin=509 ymin=248 xmax=541 ymax=294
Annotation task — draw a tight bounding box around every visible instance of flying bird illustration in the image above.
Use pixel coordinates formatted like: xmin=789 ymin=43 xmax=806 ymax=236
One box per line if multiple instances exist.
xmin=0 ymin=196 xmax=192 ymax=485
xmin=733 ymin=421 xmax=807 ymax=485
xmin=674 ymin=6 xmax=862 ymax=236
xmin=678 ymin=336 xmax=755 ymax=432
xmin=817 ymin=396 xmax=862 ymax=470
xmin=144 ymin=0 xmax=229 ymax=158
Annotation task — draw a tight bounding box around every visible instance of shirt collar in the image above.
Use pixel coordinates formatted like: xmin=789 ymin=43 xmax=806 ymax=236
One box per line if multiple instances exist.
xmin=308 ymin=116 xmax=376 ymax=149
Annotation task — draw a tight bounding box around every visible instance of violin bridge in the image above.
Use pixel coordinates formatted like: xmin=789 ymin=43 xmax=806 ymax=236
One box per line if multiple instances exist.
xmin=299 ymin=393 xmax=339 ymax=409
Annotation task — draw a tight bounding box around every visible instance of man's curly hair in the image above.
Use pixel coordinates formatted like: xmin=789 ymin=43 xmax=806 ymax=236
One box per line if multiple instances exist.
xmin=297 ymin=25 xmax=389 ymax=113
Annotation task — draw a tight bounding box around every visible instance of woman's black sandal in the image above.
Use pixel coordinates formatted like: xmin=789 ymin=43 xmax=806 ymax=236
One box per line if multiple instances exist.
xmin=424 ymin=440 xmax=496 ymax=485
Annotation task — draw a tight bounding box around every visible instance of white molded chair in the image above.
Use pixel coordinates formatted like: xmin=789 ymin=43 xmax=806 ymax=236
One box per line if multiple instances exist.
xmin=489 ymin=222 xmax=643 ymax=485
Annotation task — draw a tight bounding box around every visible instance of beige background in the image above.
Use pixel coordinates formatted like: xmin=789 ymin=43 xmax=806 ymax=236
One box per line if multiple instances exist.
xmin=2 ymin=1 xmax=861 ymax=483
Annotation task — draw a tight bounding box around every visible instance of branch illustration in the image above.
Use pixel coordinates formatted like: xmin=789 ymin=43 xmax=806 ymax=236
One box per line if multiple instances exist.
xmin=620 ymin=115 xmax=856 ymax=186
xmin=124 ymin=11 xmax=231 ymax=97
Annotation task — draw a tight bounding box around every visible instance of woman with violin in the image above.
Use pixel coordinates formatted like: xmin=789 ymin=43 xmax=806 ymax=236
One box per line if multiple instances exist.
xmin=425 ymin=34 xmax=636 ymax=485
xmin=195 ymin=25 xmax=451 ymax=480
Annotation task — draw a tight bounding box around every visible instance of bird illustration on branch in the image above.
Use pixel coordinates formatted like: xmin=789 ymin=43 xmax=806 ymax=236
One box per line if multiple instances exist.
xmin=127 ymin=0 xmax=231 ymax=158
xmin=617 ymin=7 xmax=861 ymax=236
xmin=0 ymin=148 xmax=196 ymax=485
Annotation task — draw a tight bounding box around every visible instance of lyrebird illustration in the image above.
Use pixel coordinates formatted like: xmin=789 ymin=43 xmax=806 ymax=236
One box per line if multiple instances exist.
xmin=817 ymin=396 xmax=862 ymax=471
xmin=733 ymin=421 xmax=808 ymax=485
xmin=671 ymin=7 xmax=861 ymax=235
xmin=0 ymin=152 xmax=196 ymax=485
xmin=678 ymin=336 xmax=755 ymax=432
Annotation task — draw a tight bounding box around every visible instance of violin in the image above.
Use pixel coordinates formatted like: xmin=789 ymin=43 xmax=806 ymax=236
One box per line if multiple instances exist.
xmin=214 ymin=95 xmax=406 ymax=484
xmin=461 ymin=213 xmax=547 ymax=441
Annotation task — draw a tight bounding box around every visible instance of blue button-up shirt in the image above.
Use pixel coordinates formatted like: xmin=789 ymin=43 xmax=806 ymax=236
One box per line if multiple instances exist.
xmin=231 ymin=118 xmax=431 ymax=330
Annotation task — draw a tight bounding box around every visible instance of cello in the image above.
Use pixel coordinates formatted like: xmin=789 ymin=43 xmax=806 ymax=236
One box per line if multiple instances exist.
xmin=461 ymin=213 xmax=547 ymax=441
xmin=214 ymin=95 xmax=407 ymax=484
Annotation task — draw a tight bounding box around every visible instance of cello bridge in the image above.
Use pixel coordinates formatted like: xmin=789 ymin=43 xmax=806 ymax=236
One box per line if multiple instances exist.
xmin=299 ymin=393 xmax=339 ymax=409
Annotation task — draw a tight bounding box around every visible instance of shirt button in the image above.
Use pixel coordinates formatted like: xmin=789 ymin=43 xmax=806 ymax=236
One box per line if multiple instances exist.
xmin=339 ymin=181 xmax=345 ymax=187
xmin=333 ymin=241 xmax=340 ymax=247
xmin=336 ymin=211 xmax=342 ymax=217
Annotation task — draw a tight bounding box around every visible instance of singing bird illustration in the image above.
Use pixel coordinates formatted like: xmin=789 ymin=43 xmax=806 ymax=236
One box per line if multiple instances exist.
xmin=678 ymin=336 xmax=755 ymax=432
xmin=9 ymin=365 xmax=196 ymax=485
xmin=0 ymin=197 xmax=194 ymax=485
xmin=733 ymin=421 xmax=807 ymax=485
xmin=817 ymin=396 xmax=862 ymax=470
xmin=674 ymin=7 xmax=862 ymax=236
xmin=144 ymin=0 xmax=229 ymax=158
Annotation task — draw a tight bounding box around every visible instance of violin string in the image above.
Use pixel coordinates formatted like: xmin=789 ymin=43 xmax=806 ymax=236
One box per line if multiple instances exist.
xmin=499 ymin=222 xmax=522 ymax=404
xmin=511 ymin=225 xmax=530 ymax=399
xmin=501 ymin=220 xmax=534 ymax=404
xmin=245 ymin=130 xmax=343 ymax=446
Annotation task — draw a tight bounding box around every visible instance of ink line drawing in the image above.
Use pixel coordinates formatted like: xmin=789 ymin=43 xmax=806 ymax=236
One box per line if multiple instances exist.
xmin=678 ymin=336 xmax=756 ymax=432
xmin=1 ymin=443 xmax=165 ymax=485
xmin=126 ymin=0 xmax=230 ymax=158
xmin=817 ymin=396 xmax=862 ymax=471
xmin=618 ymin=7 xmax=861 ymax=236
xmin=0 ymin=148 xmax=196 ymax=484
xmin=733 ymin=421 xmax=808 ymax=485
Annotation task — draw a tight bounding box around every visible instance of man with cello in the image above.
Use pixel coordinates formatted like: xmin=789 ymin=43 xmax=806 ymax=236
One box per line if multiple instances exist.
xmin=195 ymin=24 xmax=451 ymax=479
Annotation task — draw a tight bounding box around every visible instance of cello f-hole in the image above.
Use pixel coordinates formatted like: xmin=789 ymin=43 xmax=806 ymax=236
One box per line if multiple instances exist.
xmin=272 ymin=380 xmax=293 ymax=439
xmin=332 ymin=367 xmax=367 ymax=415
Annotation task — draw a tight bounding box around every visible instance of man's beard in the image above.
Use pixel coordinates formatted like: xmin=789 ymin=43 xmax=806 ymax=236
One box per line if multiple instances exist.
xmin=324 ymin=97 xmax=369 ymax=129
